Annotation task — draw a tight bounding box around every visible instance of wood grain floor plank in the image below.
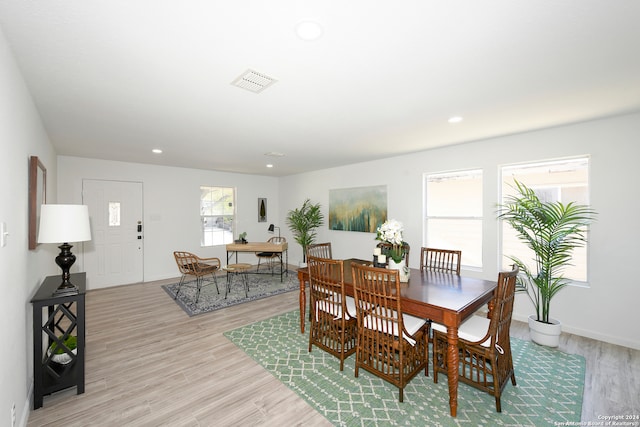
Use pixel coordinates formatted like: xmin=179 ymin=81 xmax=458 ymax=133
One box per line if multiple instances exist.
xmin=27 ymin=274 xmax=638 ymax=426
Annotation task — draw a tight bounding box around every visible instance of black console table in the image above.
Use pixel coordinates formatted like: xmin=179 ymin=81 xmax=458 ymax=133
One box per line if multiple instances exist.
xmin=31 ymin=272 xmax=86 ymax=409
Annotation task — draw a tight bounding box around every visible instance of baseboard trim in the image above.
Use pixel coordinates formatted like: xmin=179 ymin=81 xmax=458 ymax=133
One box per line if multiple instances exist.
xmin=511 ymin=313 xmax=640 ymax=350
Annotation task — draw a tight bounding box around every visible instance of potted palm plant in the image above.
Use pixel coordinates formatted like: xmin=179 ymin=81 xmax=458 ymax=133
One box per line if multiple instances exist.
xmin=286 ymin=199 xmax=324 ymax=266
xmin=498 ymin=180 xmax=597 ymax=347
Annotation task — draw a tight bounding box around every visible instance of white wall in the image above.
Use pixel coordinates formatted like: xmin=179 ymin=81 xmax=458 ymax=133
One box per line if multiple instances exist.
xmin=0 ymin=26 xmax=58 ymax=427
xmin=279 ymin=112 xmax=640 ymax=350
xmin=57 ymin=156 xmax=280 ymax=286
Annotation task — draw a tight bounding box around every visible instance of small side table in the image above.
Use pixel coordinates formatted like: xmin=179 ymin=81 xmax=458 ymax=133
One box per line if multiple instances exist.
xmin=223 ymin=263 xmax=251 ymax=298
xmin=31 ymin=273 xmax=86 ymax=409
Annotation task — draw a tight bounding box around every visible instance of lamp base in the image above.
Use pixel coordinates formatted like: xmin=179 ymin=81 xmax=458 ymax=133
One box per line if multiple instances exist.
xmin=53 ymin=242 xmax=79 ymax=296
xmin=53 ymin=283 xmax=79 ymax=297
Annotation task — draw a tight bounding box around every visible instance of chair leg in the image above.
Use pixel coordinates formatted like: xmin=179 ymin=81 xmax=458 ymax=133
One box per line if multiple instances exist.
xmin=225 ymin=272 xmax=231 ymax=299
xmin=242 ymin=271 xmax=249 ymax=297
xmin=195 ymin=276 xmax=203 ymax=303
xmin=175 ymin=275 xmax=187 ymax=299
xmin=211 ymin=272 xmax=219 ymax=294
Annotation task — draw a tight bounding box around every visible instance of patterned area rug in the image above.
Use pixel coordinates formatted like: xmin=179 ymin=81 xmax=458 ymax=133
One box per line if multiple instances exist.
xmin=224 ymin=310 xmax=585 ymax=427
xmin=162 ymin=269 xmax=297 ymax=316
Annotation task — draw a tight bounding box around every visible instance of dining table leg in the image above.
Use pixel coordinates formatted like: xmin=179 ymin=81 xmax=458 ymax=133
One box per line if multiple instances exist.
xmin=446 ymin=325 xmax=460 ymax=417
xmin=297 ymin=270 xmax=306 ymax=333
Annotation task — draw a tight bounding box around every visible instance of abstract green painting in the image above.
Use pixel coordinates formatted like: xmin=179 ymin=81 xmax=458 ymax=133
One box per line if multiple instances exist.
xmin=329 ymin=185 xmax=387 ymax=232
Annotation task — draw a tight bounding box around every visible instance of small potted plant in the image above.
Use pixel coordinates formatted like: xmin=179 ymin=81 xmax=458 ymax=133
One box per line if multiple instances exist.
xmin=286 ymin=199 xmax=324 ymax=266
xmin=376 ymin=219 xmax=410 ymax=282
xmin=47 ymin=335 xmax=78 ymax=365
xmin=235 ymin=232 xmax=248 ymax=244
xmin=498 ymin=180 xmax=597 ymax=347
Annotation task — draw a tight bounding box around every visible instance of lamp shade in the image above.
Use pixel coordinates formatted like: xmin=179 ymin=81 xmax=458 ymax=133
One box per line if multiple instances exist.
xmin=38 ymin=204 xmax=92 ymax=244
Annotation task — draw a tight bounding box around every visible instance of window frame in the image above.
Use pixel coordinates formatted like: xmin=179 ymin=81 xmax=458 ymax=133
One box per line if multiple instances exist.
xmin=424 ymin=169 xmax=484 ymax=270
xmin=499 ymin=156 xmax=591 ymax=285
xmin=200 ymin=186 xmax=236 ymax=247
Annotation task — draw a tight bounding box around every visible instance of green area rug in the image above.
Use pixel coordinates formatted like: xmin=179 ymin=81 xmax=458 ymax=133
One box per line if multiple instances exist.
xmin=224 ymin=310 xmax=585 ymax=427
xmin=162 ymin=269 xmax=297 ymax=316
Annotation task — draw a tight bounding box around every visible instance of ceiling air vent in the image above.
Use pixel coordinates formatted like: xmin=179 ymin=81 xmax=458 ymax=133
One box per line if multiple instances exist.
xmin=231 ymin=69 xmax=277 ymax=93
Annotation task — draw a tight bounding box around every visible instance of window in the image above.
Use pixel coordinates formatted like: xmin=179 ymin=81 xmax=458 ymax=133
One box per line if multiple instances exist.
xmin=424 ymin=169 xmax=483 ymax=269
xmin=200 ymin=186 xmax=235 ymax=246
xmin=501 ymin=157 xmax=590 ymax=282
xmin=108 ymin=202 xmax=121 ymax=227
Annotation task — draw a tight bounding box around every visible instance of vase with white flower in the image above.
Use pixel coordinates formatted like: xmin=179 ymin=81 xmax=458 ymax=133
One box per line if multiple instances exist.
xmin=375 ymin=219 xmax=410 ymax=282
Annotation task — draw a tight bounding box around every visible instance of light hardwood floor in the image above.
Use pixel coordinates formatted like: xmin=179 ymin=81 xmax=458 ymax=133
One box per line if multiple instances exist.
xmin=28 ymin=273 xmax=639 ymax=426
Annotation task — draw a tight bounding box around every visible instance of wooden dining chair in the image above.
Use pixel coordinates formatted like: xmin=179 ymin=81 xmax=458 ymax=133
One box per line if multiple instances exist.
xmin=173 ymin=251 xmax=221 ymax=303
xmin=305 ymin=243 xmax=333 ymax=323
xmin=306 ymin=242 xmax=333 ymax=260
xmin=307 ymin=256 xmax=357 ymax=371
xmin=256 ymin=236 xmax=286 ymax=273
xmin=420 ymin=247 xmax=461 ymax=274
xmin=351 ymin=263 xmax=429 ymax=402
xmin=376 ymin=242 xmax=410 ymax=267
xmin=432 ymin=265 xmax=519 ymax=412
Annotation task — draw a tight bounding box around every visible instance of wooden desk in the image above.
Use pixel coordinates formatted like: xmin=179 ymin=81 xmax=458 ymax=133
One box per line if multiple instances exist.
xmin=297 ymin=259 xmax=497 ymax=417
xmin=226 ymin=241 xmax=288 ymax=282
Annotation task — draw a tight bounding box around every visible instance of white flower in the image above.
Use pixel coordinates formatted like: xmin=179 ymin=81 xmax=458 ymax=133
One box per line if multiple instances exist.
xmin=376 ymin=219 xmax=404 ymax=245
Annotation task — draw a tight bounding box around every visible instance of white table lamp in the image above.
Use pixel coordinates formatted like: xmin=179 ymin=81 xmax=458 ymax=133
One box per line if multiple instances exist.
xmin=38 ymin=204 xmax=92 ymax=296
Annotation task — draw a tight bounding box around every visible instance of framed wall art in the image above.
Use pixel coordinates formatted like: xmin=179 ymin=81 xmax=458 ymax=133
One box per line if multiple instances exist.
xmin=329 ymin=185 xmax=387 ymax=232
xmin=258 ymin=198 xmax=267 ymax=222
xmin=28 ymin=156 xmax=47 ymax=250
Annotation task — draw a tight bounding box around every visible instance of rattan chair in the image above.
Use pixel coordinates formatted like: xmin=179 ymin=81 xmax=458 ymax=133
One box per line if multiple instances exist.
xmin=420 ymin=247 xmax=461 ymax=274
xmin=173 ymin=251 xmax=221 ymax=303
xmin=376 ymin=242 xmax=410 ymax=267
xmin=305 ymin=243 xmax=334 ymax=324
xmin=256 ymin=236 xmax=286 ymax=272
xmin=306 ymin=242 xmax=333 ymax=260
xmin=307 ymin=256 xmax=357 ymax=371
xmin=351 ymin=263 xmax=429 ymax=402
xmin=432 ymin=265 xmax=519 ymax=412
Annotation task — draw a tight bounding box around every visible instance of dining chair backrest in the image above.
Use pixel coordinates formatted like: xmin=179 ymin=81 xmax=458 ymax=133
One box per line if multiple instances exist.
xmin=307 ymin=255 xmax=357 ymax=370
xmin=307 ymin=255 xmax=347 ymax=316
xmin=307 ymin=242 xmax=333 ymax=260
xmin=420 ymin=247 xmax=461 ymax=274
xmin=351 ymin=263 xmax=404 ymax=337
xmin=267 ymin=236 xmax=286 ymax=244
xmin=487 ymin=265 xmax=519 ymax=350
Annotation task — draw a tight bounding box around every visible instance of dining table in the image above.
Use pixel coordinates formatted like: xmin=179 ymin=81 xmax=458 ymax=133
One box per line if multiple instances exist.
xmin=297 ymin=258 xmax=497 ymax=417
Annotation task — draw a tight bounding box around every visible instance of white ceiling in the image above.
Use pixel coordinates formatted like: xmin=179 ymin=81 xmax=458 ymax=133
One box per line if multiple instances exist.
xmin=1 ymin=1 xmax=639 ymax=176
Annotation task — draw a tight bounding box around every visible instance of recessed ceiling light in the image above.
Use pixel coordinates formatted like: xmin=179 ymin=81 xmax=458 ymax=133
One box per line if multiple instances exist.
xmin=448 ymin=116 xmax=463 ymax=124
xmin=152 ymin=149 xmax=163 ymax=154
xmin=265 ymin=151 xmax=285 ymax=157
xmin=295 ymin=21 xmax=323 ymax=41
xmin=266 ymin=164 xmax=274 ymax=168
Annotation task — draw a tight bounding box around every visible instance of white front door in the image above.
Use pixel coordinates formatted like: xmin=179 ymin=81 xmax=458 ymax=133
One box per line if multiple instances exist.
xmin=82 ymin=179 xmax=144 ymax=289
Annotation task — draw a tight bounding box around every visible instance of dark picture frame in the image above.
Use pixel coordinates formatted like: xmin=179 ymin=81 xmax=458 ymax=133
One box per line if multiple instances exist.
xmin=258 ymin=198 xmax=267 ymax=222
xmin=28 ymin=156 xmax=46 ymax=250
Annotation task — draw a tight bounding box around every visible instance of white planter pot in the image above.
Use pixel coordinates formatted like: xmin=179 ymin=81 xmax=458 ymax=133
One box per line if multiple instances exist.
xmin=47 ymin=347 xmax=77 ymax=365
xmin=528 ymin=314 xmax=562 ymax=347
xmin=388 ymin=259 xmax=410 ymax=282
